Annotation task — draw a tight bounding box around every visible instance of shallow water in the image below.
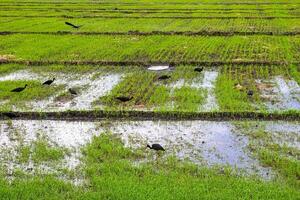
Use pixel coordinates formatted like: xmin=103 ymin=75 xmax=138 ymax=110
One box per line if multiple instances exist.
xmin=0 ymin=70 xmax=122 ymax=111
xmin=265 ymin=121 xmax=300 ymax=149
xmin=257 ymin=76 xmax=300 ymax=110
xmin=147 ymin=65 xmax=170 ymax=71
xmin=0 ymin=119 xmax=277 ymax=179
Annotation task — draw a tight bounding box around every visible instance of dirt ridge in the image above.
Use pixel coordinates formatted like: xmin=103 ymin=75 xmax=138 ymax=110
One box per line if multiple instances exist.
xmin=0 ymin=110 xmax=299 ymax=121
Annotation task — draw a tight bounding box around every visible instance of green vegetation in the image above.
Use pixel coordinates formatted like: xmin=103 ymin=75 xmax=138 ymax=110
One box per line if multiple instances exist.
xmin=215 ymin=65 xmax=291 ymax=111
xmin=0 ymin=0 xmax=300 ymax=198
xmin=97 ymin=67 xmax=207 ymax=112
xmin=1 ymin=34 xmax=299 ymax=63
xmin=2 ymin=18 xmax=300 ymax=33
xmin=31 ymin=138 xmax=66 ymax=163
xmin=236 ymin=122 xmax=300 ymax=189
xmin=0 ymin=80 xmax=63 ymax=110
xmin=1 ymin=133 xmax=299 ymax=199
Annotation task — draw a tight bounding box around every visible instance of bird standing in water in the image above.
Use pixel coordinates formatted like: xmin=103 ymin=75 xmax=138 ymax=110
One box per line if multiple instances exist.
xmin=116 ymin=96 xmax=133 ymax=102
xmin=43 ymin=78 xmax=55 ymax=85
xmin=11 ymin=84 xmax=27 ymax=92
xmin=158 ymin=75 xmax=171 ymax=80
xmin=247 ymin=90 xmax=254 ymax=96
xmin=68 ymin=88 xmax=77 ymax=95
xmin=194 ymin=67 xmax=203 ymax=72
xmin=147 ymin=144 xmax=165 ymax=151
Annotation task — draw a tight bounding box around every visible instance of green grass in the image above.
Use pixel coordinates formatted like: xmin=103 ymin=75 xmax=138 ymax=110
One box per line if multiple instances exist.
xmin=97 ymin=66 xmax=208 ymax=112
xmin=31 ymin=138 xmax=66 ymax=163
xmin=235 ymin=122 xmax=300 ymax=189
xmin=0 ymin=34 xmax=299 ymax=63
xmin=18 ymin=145 xmax=31 ymax=163
xmin=215 ymin=65 xmax=291 ymax=112
xmin=0 ymin=80 xmax=62 ymax=110
xmin=0 ymin=133 xmax=299 ymax=199
xmin=173 ymin=86 xmax=206 ymax=111
xmin=2 ymin=17 xmax=300 ymax=34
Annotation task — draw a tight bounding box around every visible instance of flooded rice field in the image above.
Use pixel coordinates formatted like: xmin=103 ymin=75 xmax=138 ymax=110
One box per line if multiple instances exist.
xmin=1 ymin=70 xmax=300 ymax=112
xmin=168 ymin=70 xmax=219 ymax=111
xmin=1 ymin=119 xmax=298 ymax=182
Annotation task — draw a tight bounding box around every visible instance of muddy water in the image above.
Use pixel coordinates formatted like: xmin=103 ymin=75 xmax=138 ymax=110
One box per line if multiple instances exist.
xmin=0 ymin=70 xmax=122 ymax=111
xmin=257 ymin=76 xmax=300 ymax=110
xmin=0 ymin=120 xmax=277 ymax=180
xmin=46 ymin=74 xmax=122 ymax=110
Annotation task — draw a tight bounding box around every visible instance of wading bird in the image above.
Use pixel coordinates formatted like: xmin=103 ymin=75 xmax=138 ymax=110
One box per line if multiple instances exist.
xmin=65 ymin=22 xmax=81 ymax=29
xmin=11 ymin=84 xmax=27 ymax=92
xmin=194 ymin=67 xmax=203 ymax=72
xmin=247 ymin=90 xmax=254 ymax=96
xmin=147 ymin=144 xmax=165 ymax=151
xmin=116 ymin=96 xmax=133 ymax=102
xmin=158 ymin=75 xmax=171 ymax=80
xmin=43 ymin=78 xmax=55 ymax=85
xmin=68 ymin=88 xmax=77 ymax=95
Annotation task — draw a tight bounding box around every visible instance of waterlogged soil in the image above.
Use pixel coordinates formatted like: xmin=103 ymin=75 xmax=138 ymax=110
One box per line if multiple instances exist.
xmin=1 ymin=70 xmax=300 ymax=112
xmin=2 ymin=120 xmax=297 ymax=182
xmin=0 ymin=70 xmax=122 ymax=111
xmin=256 ymin=76 xmax=300 ymax=111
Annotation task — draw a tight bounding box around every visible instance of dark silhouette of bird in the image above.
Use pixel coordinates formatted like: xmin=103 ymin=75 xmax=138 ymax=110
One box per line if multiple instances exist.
xmin=42 ymin=78 xmax=55 ymax=85
xmin=247 ymin=90 xmax=254 ymax=96
xmin=158 ymin=75 xmax=171 ymax=80
xmin=147 ymin=144 xmax=165 ymax=151
xmin=4 ymin=112 xmax=17 ymax=119
xmin=116 ymin=96 xmax=133 ymax=102
xmin=194 ymin=67 xmax=203 ymax=72
xmin=11 ymin=84 xmax=27 ymax=92
xmin=68 ymin=88 xmax=77 ymax=95
xmin=65 ymin=22 xmax=81 ymax=29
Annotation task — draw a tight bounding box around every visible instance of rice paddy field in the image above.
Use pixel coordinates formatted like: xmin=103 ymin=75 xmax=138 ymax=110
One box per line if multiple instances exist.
xmin=0 ymin=0 xmax=300 ymax=199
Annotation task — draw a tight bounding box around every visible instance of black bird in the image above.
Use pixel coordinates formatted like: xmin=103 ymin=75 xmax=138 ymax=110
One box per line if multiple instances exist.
xmin=65 ymin=22 xmax=81 ymax=29
xmin=194 ymin=67 xmax=203 ymax=72
xmin=68 ymin=88 xmax=77 ymax=95
xmin=11 ymin=84 xmax=27 ymax=92
xmin=247 ymin=90 xmax=254 ymax=96
xmin=147 ymin=144 xmax=165 ymax=151
xmin=4 ymin=113 xmax=17 ymax=119
xmin=158 ymin=75 xmax=171 ymax=80
xmin=42 ymin=78 xmax=55 ymax=85
xmin=116 ymin=96 xmax=133 ymax=102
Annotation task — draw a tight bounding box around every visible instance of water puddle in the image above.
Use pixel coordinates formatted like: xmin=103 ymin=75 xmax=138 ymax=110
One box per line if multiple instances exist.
xmin=0 ymin=70 xmax=122 ymax=111
xmin=0 ymin=70 xmax=42 ymax=81
xmin=265 ymin=121 xmax=300 ymax=149
xmin=256 ymin=76 xmax=300 ymax=110
xmin=0 ymin=120 xmax=272 ymax=181
xmin=40 ymin=74 xmax=122 ymax=111
xmin=148 ymin=65 xmax=170 ymax=71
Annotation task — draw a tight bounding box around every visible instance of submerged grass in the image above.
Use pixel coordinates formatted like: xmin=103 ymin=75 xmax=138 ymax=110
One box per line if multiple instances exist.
xmin=31 ymin=139 xmax=66 ymax=163
xmin=235 ymin=122 xmax=300 ymax=189
xmin=215 ymin=65 xmax=291 ymax=112
xmin=0 ymin=133 xmax=299 ymax=199
xmin=97 ymin=66 xmax=207 ymax=112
